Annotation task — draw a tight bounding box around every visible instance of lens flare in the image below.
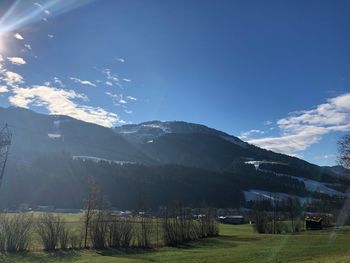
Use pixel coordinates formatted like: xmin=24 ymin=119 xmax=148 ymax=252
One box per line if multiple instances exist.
xmin=0 ymin=34 xmax=4 ymax=53
xmin=0 ymin=0 xmax=96 ymax=37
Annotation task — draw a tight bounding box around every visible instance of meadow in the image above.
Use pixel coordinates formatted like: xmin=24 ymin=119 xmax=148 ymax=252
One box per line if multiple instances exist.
xmin=1 ymin=213 xmax=350 ymax=262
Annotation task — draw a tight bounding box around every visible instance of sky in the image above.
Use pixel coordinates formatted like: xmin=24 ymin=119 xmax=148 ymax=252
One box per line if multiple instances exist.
xmin=0 ymin=0 xmax=349 ymax=166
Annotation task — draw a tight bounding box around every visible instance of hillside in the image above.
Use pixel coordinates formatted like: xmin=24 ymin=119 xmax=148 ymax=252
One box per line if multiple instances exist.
xmin=0 ymin=107 xmax=348 ymax=209
xmin=0 ymin=107 xmax=152 ymax=163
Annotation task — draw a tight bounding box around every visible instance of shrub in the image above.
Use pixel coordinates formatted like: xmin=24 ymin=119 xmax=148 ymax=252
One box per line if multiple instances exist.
xmin=69 ymin=232 xmax=83 ymax=249
xmin=36 ymin=213 xmax=65 ymax=251
xmin=119 ymin=218 xmax=134 ymax=248
xmin=59 ymin=226 xmax=70 ymax=250
xmin=89 ymin=210 xmax=109 ymax=249
xmin=162 ymin=206 xmax=219 ymax=246
xmin=136 ymin=216 xmax=152 ymax=248
xmin=0 ymin=213 xmax=33 ymax=252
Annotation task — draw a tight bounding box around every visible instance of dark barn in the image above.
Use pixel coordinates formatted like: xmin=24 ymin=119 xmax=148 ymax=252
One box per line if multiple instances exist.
xmin=218 ymin=215 xmax=245 ymax=225
xmin=305 ymin=217 xmax=323 ymax=230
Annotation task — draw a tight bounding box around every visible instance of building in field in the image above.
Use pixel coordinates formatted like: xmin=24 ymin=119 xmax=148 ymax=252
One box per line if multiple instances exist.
xmin=218 ymin=215 xmax=245 ymax=224
xmin=305 ymin=217 xmax=323 ymax=230
xmin=36 ymin=205 xmax=54 ymax=212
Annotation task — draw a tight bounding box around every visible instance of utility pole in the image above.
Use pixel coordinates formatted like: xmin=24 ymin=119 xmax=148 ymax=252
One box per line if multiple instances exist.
xmin=0 ymin=124 xmax=12 ymax=190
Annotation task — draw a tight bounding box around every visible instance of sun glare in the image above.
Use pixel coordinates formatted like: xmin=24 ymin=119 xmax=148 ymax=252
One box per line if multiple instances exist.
xmin=0 ymin=34 xmax=5 ymax=53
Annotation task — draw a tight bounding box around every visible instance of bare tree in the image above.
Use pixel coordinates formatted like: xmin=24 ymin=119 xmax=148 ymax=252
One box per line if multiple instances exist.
xmin=252 ymin=199 xmax=271 ymax=233
xmin=36 ymin=213 xmax=65 ymax=251
xmin=119 ymin=218 xmax=134 ymax=248
xmin=285 ymin=197 xmax=301 ymax=232
xmin=59 ymin=224 xmax=70 ymax=250
xmin=0 ymin=213 xmax=33 ymax=252
xmin=69 ymin=231 xmax=83 ymax=250
xmin=339 ymin=135 xmax=350 ymax=170
xmin=107 ymin=215 xmax=134 ymax=248
xmin=162 ymin=204 xmax=214 ymax=246
xmin=89 ymin=199 xmax=110 ymax=249
xmin=83 ymin=176 xmax=99 ymax=248
xmin=137 ymin=214 xmax=152 ymax=248
xmin=0 ymin=124 xmax=11 ymax=190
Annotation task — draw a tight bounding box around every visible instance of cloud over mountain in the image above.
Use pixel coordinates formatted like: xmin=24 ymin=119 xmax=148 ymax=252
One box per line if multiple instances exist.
xmin=249 ymin=93 xmax=350 ymax=155
xmin=9 ymin=85 xmax=121 ymax=127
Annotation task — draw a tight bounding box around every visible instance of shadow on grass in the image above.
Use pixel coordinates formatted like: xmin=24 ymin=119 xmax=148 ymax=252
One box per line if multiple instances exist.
xmin=97 ymin=247 xmax=156 ymax=257
xmin=0 ymin=235 xmax=263 ymax=262
xmin=171 ymin=234 xmax=262 ymax=249
xmin=220 ymin=235 xmax=262 ymax=242
xmin=95 ymin=234 xmax=263 ymax=260
xmin=0 ymin=250 xmax=81 ymax=263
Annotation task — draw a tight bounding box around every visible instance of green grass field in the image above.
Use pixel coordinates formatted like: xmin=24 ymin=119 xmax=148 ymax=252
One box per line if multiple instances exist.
xmin=2 ymin=218 xmax=350 ymax=263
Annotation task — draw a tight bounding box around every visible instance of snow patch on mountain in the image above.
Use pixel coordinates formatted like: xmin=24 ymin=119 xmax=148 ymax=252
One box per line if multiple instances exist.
xmin=244 ymin=160 xmax=346 ymax=196
xmin=142 ymin=123 xmax=170 ymax=133
xmin=294 ymin=177 xmax=343 ymax=196
xmin=245 ymin=160 xmax=287 ymax=169
xmin=115 ymin=120 xmax=249 ymax=147
xmin=48 ymin=133 xmax=61 ymax=139
xmin=221 ymin=135 xmax=248 ymax=148
xmin=244 ymin=190 xmax=290 ymax=201
xmin=244 ymin=190 xmax=315 ymax=204
xmin=72 ymin=156 xmax=135 ymax=165
xmin=48 ymin=118 xmax=71 ymax=140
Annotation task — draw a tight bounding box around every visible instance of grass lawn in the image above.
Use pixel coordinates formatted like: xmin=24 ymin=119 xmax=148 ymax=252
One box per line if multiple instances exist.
xmin=1 ymin=223 xmax=350 ymax=262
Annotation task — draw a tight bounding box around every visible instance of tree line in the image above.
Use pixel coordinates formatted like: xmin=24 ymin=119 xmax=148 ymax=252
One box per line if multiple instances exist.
xmin=0 ymin=153 xmax=323 ymax=210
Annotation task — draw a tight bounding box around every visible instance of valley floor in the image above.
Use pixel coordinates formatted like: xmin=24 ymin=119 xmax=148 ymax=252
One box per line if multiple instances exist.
xmin=2 ymin=224 xmax=350 ymax=262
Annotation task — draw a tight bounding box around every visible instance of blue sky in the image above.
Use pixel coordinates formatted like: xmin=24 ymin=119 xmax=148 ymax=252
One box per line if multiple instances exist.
xmin=0 ymin=0 xmax=349 ymax=166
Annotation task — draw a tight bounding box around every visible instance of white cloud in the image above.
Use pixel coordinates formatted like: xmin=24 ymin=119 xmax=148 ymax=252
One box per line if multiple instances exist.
xmin=314 ymin=154 xmax=336 ymax=160
xmin=7 ymin=57 xmax=26 ymax=65
xmin=126 ymin=96 xmax=137 ymax=101
xmin=248 ymin=93 xmax=350 ymax=155
xmin=48 ymin=34 xmax=54 ymax=38
xmin=123 ymin=78 xmax=131 ymax=82
xmin=44 ymin=10 xmax=50 ymax=15
xmin=0 ymin=86 xmax=8 ymax=93
xmin=70 ymin=77 xmax=96 ymax=87
xmin=117 ymin=58 xmax=125 ymax=63
xmin=2 ymin=71 xmax=24 ymax=86
xmin=105 ymin=81 xmax=113 ymax=86
xmin=14 ymin=33 xmax=24 ymax=40
xmin=9 ymin=85 xmax=121 ymax=127
xmin=239 ymin=129 xmax=264 ymax=140
xmin=24 ymin=44 xmax=32 ymax=50
xmin=53 ymin=77 xmax=65 ymax=88
xmin=34 ymin=2 xmax=43 ymax=8
xmin=106 ymin=92 xmax=128 ymax=105
xmin=124 ymin=109 xmax=133 ymax=114
xmin=102 ymin=68 xmax=119 ymax=82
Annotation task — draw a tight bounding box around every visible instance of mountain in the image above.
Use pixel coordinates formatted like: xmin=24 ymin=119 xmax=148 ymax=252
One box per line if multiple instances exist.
xmin=322 ymin=165 xmax=350 ymax=177
xmin=0 ymin=107 xmax=152 ymax=163
xmin=0 ymin=107 xmax=348 ymax=210
xmin=114 ymin=121 xmax=332 ymax=178
xmin=114 ymin=120 xmax=247 ymax=147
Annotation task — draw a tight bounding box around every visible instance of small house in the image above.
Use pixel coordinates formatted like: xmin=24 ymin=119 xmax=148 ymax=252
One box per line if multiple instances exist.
xmin=305 ymin=217 xmax=323 ymax=230
xmin=36 ymin=205 xmax=54 ymax=212
xmin=218 ymin=215 xmax=245 ymax=225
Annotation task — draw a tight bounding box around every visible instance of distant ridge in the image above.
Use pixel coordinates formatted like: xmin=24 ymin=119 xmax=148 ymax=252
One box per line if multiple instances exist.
xmin=0 ymin=106 xmax=348 ymax=209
